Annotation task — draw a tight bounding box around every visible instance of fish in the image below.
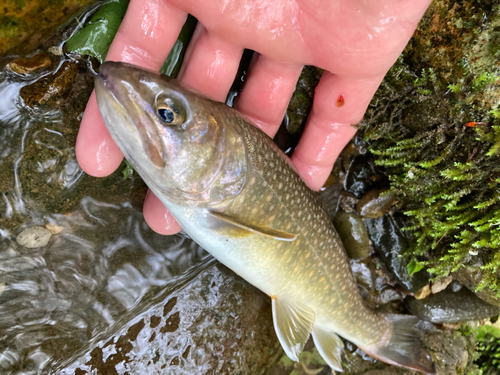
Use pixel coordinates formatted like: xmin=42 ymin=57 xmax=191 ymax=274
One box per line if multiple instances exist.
xmin=94 ymin=61 xmax=436 ymax=374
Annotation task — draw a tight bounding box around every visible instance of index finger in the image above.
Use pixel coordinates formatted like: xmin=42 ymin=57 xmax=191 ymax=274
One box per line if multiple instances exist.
xmin=75 ymin=0 xmax=188 ymax=177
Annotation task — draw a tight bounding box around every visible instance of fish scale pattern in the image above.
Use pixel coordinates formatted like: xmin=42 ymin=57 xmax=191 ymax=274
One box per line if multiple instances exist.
xmin=231 ymin=119 xmax=388 ymax=345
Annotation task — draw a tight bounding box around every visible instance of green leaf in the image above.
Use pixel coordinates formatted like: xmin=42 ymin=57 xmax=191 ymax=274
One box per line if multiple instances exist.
xmin=122 ymin=159 xmax=134 ymax=179
xmin=407 ymin=259 xmax=425 ymax=276
xmin=66 ymin=0 xmax=130 ymax=63
xmin=160 ymin=15 xmax=197 ymax=78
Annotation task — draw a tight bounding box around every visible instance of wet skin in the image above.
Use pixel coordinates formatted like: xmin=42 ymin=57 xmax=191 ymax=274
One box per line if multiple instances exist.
xmin=76 ymin=0 xmax=432 ymax=235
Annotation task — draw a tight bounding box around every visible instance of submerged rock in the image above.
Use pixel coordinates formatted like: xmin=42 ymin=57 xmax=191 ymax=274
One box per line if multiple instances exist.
xmin=6 ymin=52 xmax=52 ymax=74
xmin=16 ymin=226 xmax=52 ymax=248
xmin=68 ymin=264 xmax=281 ymax=374
xmin=406 ymin=286 xmax=500 ymax=324
xmin=20 ymin=61 xmax=78 ymax=106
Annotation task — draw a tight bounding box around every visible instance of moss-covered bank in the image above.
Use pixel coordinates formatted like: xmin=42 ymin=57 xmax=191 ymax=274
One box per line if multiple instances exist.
xmin=359 ymin=0 xmax=500 ymax=300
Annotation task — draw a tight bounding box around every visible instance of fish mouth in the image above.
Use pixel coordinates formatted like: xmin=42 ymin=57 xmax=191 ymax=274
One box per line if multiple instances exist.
xmin=95 ymin=61 xmax=166 ymax=170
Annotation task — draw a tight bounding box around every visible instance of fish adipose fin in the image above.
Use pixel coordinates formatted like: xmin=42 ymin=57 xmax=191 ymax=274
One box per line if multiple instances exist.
xmin=359 ymin=315 xmax=436 ymax=374
xmin=312 ymin=326 xmax=344 ymax=371
xmin=272 ymin=296 xmax=315 ymax=361
xmin=209 ymin=210 xmax=297 ymax=241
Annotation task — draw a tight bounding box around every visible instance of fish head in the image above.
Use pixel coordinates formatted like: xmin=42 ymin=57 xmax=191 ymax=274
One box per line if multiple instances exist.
xmin=95 ymin=61 xmax=247 ymax=206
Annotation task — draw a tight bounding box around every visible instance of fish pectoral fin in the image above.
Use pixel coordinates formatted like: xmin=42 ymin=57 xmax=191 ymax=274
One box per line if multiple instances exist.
xmin=208 ymin=210 xmax=297 ymax=241
xmin=272 ymin=296 xmax=315 ymax=361
xmin=312 ymin=326 xmax=344 ymax=371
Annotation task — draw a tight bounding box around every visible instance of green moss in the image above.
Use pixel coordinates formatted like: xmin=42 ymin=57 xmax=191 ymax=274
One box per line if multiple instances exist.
xmin=359 ymin=0 xmax=500 ymax=298
xmin=475 ymin=324 xmax=500 ymax=373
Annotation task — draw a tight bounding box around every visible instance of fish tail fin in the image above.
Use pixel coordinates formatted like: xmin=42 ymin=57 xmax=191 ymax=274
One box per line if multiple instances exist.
xmin=359 ymin=314 xmax=436 ymax=374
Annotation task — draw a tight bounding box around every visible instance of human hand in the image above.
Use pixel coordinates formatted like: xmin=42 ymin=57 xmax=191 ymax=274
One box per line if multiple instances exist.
xmin=76 ymin=0 xmax=432 ymax=235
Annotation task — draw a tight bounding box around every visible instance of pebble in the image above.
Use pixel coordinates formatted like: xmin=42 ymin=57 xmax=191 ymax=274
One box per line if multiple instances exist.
xmin=16 ymin=226 xmax=52 ymax=248
xmin=45 ymin=223 xmax=64 ymax=234
xmin=332 ymin=209 xmax=370 ymax=260
xmin=356 ymin=189 xmax=397 ymax=219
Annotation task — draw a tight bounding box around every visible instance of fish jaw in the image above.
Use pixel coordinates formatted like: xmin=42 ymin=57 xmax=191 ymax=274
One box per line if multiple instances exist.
xmin=95 ymin=61 xmax=248 ymax=206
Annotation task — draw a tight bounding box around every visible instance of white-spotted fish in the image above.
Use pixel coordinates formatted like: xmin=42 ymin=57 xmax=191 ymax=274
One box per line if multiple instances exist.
xmin=95 ymin=61 xmax=435 ymax=374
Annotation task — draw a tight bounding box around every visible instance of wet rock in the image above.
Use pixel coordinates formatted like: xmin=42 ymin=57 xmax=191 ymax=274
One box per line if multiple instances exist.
xmin=68 ymin=264 xmax=281 ymax=374
xmin=332 ymin=209 xmax=370 ymax=260
xmin=319 ymin=183 xmax=342 ymax=220
xmin=20 ymin=61 xmax=78 ymax=106
xmin=406 ymin=286 xmax=500 ymax=324
xmin=364 ymin=213 xmax=429 ymax=293
xmin=378 ymin=287 xmax=402 ymax=305
xmin=338 ymin=190 xmax=359 ymax=212
xmin=453 ymin=267 xmax=500 ymax=307
xmin=431 ymin=275 xmax=453 ymax=294
xmin=16 ymin=226 xmax=52 ymax=248
xmin=414 ymin=284 xmax=431 ymax=300
xmin=423 ymin=328 xmax=473 ymax=374
xmin=356 ymin=189 xmax=397 ymax=219
xmin=344 ymin=155 xmax=386 ymax=198
xmin=273 ymin=66 xmax=322 ymax=154
xmin=6 ymin=52 xmax=52 ymax=74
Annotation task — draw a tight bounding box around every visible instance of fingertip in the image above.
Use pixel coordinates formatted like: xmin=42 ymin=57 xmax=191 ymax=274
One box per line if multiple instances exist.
xmin=143 ymin=190 xmax=182 ymax=235
xmin=76 ymin=92 xmax=124 ymax=177
xmin=292 ymin=158 xmax=333 ymax=191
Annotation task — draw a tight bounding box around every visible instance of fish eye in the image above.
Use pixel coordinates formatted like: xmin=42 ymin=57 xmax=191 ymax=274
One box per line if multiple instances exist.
xmin=155 ymin=97 xmax=186 ymax=127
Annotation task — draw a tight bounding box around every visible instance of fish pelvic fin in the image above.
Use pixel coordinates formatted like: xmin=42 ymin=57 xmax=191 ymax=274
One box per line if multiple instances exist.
xmin=359 ymin=314 xmax=436 ymax=374
xmin=312 ymin=325 xmax=344 ymax=371
xmin=272 ymin=296 xmax=315 ymax=361
xmin=209 ymin=210 xmax=297 ymax=241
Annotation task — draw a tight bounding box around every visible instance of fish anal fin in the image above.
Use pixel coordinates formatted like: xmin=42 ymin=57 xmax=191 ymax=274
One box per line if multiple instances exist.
xmin=272 ymin=296 xmax=315 ymax=361
xmin=209 ymin=210 xmax=297 ymax=241
xmin=312 ymin=326 xmax=344 ymax=371
xmin=359 ymin=315 xmax=436 ymax=374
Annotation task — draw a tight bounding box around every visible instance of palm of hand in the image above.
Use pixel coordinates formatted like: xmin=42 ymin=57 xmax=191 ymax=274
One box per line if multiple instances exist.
xmin=76 ymin=0 xmax=431 ymax=234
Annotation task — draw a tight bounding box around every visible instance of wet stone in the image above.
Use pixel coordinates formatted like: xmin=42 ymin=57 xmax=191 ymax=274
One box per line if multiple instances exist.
xmin=20 ymin=61 xmax=78 ymax=106
xmin=406 ymin=286 xmax=500 ymax=324
xmin=364 ymin=213 xmax=429 ymax=293
xmin=453 ymin=267 xmax=500 ymax=307
xmin=356 ymin=189 xmax=397 ymax=219
xmin=344 ymin=155 xmax=386 ymax=198
xmin=431 ymin=275 xmax=453 ymax=295
xmin=332 ymin=209 xmax=370 ymax=260
xmin=6 ymin=52 xmax=52 ymax=74
xmin=338 ymin=190 xmax=359 ymax=213
xmin=16 ymin=226 xmax=52 ymax=248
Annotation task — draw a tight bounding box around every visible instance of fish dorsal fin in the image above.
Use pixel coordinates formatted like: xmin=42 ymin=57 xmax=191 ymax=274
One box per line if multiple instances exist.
xmin=312 ymin=326 xmax=344 ymax=371
xmin=208 ymin=210 xmax=297 ymax=241
xmin=272 ymin=296 xmax=315 ymax=361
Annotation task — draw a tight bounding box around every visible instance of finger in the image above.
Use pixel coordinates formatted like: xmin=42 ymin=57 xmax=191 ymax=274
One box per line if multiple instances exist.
xmin=76 ymin=92 xmax=125 ymax=177
xmin=178 ymin=24 xmax=243 ymax=102
xmin=143 ymin=190 xmax=182 ymax=235
xmin=76 ymin=0 xmax=188 ymax=176
xmin=235 ymin=55 xmax=303 ymax=137
xmin=291 ymin=72 xmax=384 ymax=190
xmin=107 ymin=0 xmax=187 ymax=68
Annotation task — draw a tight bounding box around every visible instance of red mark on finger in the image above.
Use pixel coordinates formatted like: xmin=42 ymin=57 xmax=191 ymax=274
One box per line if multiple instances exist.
xmin=336 ymin=95 xmax=344 ymax=107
